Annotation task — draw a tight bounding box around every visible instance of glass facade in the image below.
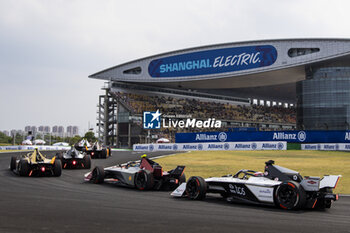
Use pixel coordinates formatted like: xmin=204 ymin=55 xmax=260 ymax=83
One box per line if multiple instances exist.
xmin=297 ymin=67 xmax=350 ymax=130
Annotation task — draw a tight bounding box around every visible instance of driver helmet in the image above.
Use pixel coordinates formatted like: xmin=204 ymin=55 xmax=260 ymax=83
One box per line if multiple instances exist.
xmin=254 ymin=172 xmax=264 ymax=177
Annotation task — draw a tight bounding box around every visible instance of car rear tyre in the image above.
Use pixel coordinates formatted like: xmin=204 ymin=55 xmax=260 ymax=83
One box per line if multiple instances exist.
xmin=324 ymin=199 xmax=332 ymax=208
xmin=186 ymin=176 xmax=207 ymax=200
xmin=101 ymin=149 xmax=107 ymax=159
xmin=92 ymin=166 xmax=105 ymax=184
xmin=53 ymin=159 xmax=62 ymax=177
xmin=315 ymin=188 xmax=333 ymax=209
xmin=55 ymin=152 xmax=63 ymax=160
xmin=83 ymin=154 xmax=91 ymax=169
xmin=135 ymin=170 xmax=154 ymax=190
xmin=10 ymin=156 xmax=16 ymax=170
xmin=274 ymin=181 xmax=306 ymax=210
xmin=18 ymin=159 xmax=29 ymax=176
xmin=55 ymin=153 xmax=64 ymax=167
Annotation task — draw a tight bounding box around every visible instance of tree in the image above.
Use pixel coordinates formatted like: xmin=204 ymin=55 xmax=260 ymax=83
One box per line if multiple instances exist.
xmin=0 ymin=131 xmax=12 ymax=144
xmin=15 ymin=133 xmax=24 ymax=145
xmin=50 ymin=135 xmax=63 ymax=145
xmin=69 ymin=135 xmax=82 ymax=145
xmin=84 ymin=131 xmax=96 ymax=142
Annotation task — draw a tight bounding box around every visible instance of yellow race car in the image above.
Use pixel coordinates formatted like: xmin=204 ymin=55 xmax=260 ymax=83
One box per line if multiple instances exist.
xmin=10 ymin=148 xmax=62 ymax=177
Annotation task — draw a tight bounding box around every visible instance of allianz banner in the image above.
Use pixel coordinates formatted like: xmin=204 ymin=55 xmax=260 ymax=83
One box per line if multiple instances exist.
xmin=0 ymin=146 xmax=70 ymax=151
xmin=133 ymin=141 xmax=286 ymax=152
xmin=302 ymin=143 xmax=350 ymax=151
xmin=175 ymin=130 xmax=350 ymax=143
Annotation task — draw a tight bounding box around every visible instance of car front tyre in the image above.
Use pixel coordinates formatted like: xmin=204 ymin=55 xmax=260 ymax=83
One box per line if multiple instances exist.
xmin=92 ymin=166 xmax=105 ymax=184
xmin=186 ymin=176 xmax=207 ymax=200
xmin=10 ymin=156 xmax=16 ymax=171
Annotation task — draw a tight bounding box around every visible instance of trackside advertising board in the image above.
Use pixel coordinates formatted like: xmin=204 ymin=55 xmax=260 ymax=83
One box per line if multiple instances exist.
xmin=175 ymin=131 xmax=350 ymax=143
xmin=0 ymin=146 xmax=70 ymax=151
xmin=148 ymin=45 xmax=277 ymax=78
xmin=302 ymin=143 xmax=350 ymax=151
xmin=133 ymin=141 xmax=286 ymax=152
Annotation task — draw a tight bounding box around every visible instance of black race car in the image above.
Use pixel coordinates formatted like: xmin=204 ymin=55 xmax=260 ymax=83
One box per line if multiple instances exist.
xmin=56 ymin=147 xmax=91 ymax=169
xmin=75 ymin=139 xmax=110 ymax=159
xmin=87 ymin=141 xmax=111 ymax=159
xmin=172 ymin=160 xmax=340 ymax=210
xmin=85 ymin=155 xmax=185 ymax=191
xmin=74 ymin=138 xmax=92 ymax=152
xmin=10 ymin=148 xmax=62 ymax=177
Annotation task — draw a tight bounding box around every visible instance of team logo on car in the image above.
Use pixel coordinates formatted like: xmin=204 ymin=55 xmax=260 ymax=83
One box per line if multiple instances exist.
xmin=143 ymin=110 xmax=161 ymax=129
xmin=229 ymin=184 xmax=245 ymax=196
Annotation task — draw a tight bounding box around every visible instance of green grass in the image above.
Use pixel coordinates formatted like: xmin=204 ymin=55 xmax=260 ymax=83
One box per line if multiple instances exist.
xmin=0 ymin=149 xmax=33 ymax=152
xmin=154 ymin=150 xmax=349 ymax=194
xmin=0 ymin=143 xmax=12 ymax=146
xmin=0 ymin=150 xmax=28 ymax=152
xmin=287 ymin=143 xmax=301 ymax=150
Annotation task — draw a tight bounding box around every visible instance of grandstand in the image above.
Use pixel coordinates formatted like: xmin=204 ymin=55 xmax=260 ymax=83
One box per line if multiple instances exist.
xmin=96 ymin=83 xmax=296 ymax=147
xmin=117 ymin=92 xmax=295 ymax=125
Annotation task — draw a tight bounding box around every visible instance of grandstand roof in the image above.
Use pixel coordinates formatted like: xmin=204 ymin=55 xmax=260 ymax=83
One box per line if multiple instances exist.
xmin=90 ymin=38 xmax=350 ymax=102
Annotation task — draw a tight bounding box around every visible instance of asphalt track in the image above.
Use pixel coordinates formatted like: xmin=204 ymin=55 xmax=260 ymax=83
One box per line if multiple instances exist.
xmin=0 ymin=150 xmax=349 ymax=233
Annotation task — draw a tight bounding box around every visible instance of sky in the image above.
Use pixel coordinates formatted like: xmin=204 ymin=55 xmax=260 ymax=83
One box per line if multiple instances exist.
xmin=1 ymin=0 xmax=350 ymax=134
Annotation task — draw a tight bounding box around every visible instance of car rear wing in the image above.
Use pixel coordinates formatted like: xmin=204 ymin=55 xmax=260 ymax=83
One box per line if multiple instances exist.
xmin=300 ymin=175 xmax=341 ymax=191
xmin=170 ymin=166 xmax=185 ymax=177
xmin=319 ymin=175 xmax=341 ymax=189
xmin=300 ymin=176 xmax=321 ymax=191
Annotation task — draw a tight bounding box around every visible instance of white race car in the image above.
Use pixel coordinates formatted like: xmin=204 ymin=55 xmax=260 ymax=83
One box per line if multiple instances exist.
xmin=85 ymin=156 xmax=185 ymax=191
xmin=172 ymin=160 xmax=340 ymax=210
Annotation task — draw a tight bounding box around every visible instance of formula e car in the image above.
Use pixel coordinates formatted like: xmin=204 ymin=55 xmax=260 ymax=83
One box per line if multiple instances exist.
xmin=172 ymin=160 xmax=340 ymax=210
xmin=85 ymin=156 xmax=185 ymax=191
xmin=56 ymin=147 xmax=91 ymax=169
xmin=10 ymin=148 xmax=62 ymax=177
xmin=74 ymin=138 xmax=92 ymax=152
xmin=87 ymin=141 xmax=111 ymax=159
xmin=75 ymin=139 xmax=110 ymax=159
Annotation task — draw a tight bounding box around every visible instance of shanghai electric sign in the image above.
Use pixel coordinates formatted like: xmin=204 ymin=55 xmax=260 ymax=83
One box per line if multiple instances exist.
xmin=148 ymin=45 xmax=277 ymax=78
